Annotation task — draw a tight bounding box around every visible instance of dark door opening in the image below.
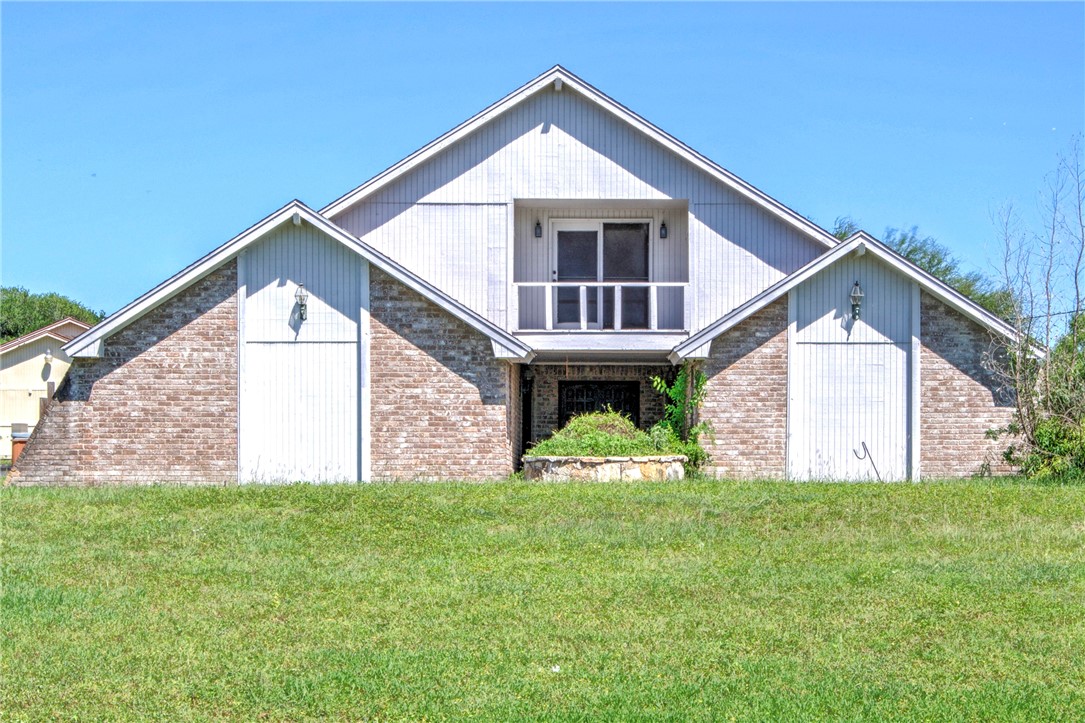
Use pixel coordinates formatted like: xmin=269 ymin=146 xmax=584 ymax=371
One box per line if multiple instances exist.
xmin=558 ymin=381 xmax=640 ymax=428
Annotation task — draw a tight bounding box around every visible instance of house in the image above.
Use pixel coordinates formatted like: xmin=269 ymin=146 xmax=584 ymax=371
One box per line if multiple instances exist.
xmin=9 ymin=67 xmax=1016 ymax=485
xmin=1 ymin=317 xmax=92 ymax=461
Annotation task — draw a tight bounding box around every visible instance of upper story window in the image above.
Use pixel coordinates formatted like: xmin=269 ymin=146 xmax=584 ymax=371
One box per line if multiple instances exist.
xmin=553 ymin=220 xmax=651 ymax=328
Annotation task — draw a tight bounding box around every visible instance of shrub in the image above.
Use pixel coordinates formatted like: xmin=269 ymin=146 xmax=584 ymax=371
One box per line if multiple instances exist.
xmin=527 ymin=411 xmax=689 ymax=459
xmin=1012 ymin=417 xmax=1085 ymax=482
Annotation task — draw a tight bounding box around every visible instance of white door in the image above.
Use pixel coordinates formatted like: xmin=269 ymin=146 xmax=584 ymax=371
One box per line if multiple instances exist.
xmin=790 ymin=342 xmax=910 ymax=481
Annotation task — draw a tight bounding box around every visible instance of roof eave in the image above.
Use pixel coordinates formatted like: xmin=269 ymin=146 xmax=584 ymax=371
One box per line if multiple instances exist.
xmin=64 ymin=202 xmax=534 ymax=362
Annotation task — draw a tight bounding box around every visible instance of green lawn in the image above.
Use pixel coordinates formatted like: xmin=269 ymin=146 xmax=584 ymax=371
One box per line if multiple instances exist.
xmin=3 ymin=480 xmax=1083 ymax=721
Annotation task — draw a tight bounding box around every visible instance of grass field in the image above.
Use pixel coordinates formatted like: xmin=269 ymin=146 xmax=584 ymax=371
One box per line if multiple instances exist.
xmin=3 ymin=479 xmax=1083 ymax=720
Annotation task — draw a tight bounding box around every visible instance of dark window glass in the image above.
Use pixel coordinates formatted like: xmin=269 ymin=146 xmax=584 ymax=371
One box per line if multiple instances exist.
xmin=622 ymin=287 xmax=649 ymax=329
xmin=603 ymin=223 xmax=649 ymax=281
xmin=557 ymin=230 xmax=598 ymax=281
xmin=558 ymin=382 xmax=640 ymax=427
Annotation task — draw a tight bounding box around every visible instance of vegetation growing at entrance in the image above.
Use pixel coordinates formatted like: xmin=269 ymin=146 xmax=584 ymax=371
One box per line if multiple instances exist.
xmin=652 ymin=363 xmax=709 ymax=468
xmin=526 ymin=410 xmax=680 ymax=458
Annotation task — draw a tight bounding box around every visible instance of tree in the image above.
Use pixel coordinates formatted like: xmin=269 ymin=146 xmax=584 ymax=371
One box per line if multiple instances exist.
xmin=831 ymin=217 xmax=1015 ymax=319
xmin=992 ymin=138 xmax=1085 ymax=480
xmin=0 ymin=287 xmax=103 ymax=344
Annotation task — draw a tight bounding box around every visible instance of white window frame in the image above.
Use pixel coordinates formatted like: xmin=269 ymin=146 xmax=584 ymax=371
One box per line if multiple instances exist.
xmin=549 ymin=219 xmax=654 ymax=329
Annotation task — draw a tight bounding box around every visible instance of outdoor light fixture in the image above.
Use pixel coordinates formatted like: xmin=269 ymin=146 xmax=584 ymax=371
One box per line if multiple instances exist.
xmin=534 ymin=220 xmax=543 ymax=238
xmin=659 ymin=221 xmax=668 ymax=239
xmin=850 ymin=281 xmax=864 ymax=320
xmin=44 ymin=349 xmax=53 ymax=365
xmin=295 ymin=284 xmax=309 ymax=321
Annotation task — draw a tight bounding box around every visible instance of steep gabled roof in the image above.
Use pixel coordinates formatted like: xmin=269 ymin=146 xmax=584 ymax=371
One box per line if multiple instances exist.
xmin=670 ymin=231 xmax=1020 ymax=362
xmin=0 ymin=317 xmax=92 ymax=355
xmin=320 ymin=65 xmax=840 ymax=249
xmin=64 ymin=201 xmax=534 ymax=361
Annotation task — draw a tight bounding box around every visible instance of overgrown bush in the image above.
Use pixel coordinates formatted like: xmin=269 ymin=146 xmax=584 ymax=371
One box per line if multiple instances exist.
xmin=526 ymin=411 xmax=691 ymax=460
xmin=1007 ymin=417 xmax=1085 ymax=482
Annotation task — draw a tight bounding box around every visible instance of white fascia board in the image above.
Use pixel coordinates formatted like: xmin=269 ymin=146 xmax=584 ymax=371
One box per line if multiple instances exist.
xmin=671 ymin=233 xmax=1024 ymax=360
xmin=65 ymin=201 xmax=534 ymax=362
xmin=319 ymin=66 xmax=839 ymax=249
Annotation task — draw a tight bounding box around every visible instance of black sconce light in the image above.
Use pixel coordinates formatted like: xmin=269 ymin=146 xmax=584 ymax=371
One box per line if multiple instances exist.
xmin=659 ymin=221 xmax=668 ymax=239
xmin=295 ymin=283 xmax=309 ymax=321
xmin=534 ymin=220 xmax=543 ymax=238
xmin=850 ymin=281 xmax=864 ymax=320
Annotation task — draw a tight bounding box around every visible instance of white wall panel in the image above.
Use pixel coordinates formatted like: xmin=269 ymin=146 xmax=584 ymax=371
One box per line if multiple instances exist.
xmin=788 ymin=267 xmax=918 ymax=482
xmin=793 ymin=254 xmax=913 ymax=345
xmin=789 ymin=341 xmax=910 ymax=481
xmin=238 ymin=224 xmax=366 ymax=482
xmin=332 ymin=87 xmax=825 ymax=334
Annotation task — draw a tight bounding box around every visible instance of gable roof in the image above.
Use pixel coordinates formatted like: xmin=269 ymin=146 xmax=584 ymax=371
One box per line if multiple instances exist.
xmin=63 ymin=201 xmax=534 ymax=361
xmin=320 ymin=65 xmax=840 ymax=249
xmin=0 ymin=317 xmax=92 ymax=356
xmin=670 ymin=231 xmax=1020 ymax=362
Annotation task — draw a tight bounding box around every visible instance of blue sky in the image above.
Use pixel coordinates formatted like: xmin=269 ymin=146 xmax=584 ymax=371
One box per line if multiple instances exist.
xmin=3 ymin=2 xmax=1083 ymax=314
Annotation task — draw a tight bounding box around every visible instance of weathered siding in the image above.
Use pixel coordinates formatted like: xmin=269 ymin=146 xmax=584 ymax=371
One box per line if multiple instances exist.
xmin=10 ymin=264 xmax=239 ymax=486
xmin=700 ymin=299 xmax=789 ymax=479
xmin=238 ymin=224 xmax=366 ymax=482
xmin=920 ymin=294 xmax=1015 ymax=477
xmin=368 ymin=268 xmax=514 ymax=479
xmin=332 ymin=87 xmax=825 ymax=332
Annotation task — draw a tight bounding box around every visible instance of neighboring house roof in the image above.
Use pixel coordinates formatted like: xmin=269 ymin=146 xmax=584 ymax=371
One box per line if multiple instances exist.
xmin=0 ymin=317 xmax=92 ymax=356
xmin=63 ymin=201 xmax=535 ymax=362
xmin=670 ymin=231 xmax=1020 ymax=362
xmin=320 ymin=65 xmax=840 ymax=250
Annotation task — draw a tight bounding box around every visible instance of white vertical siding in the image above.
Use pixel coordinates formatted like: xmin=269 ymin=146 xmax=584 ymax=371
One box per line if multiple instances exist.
xmin=788 ymin=255 xmax=916 ymax=481
xmin=238 ymin=224 xmax=365 ymax=482
xmin=331 ymin=87 xmax=826 ymax=335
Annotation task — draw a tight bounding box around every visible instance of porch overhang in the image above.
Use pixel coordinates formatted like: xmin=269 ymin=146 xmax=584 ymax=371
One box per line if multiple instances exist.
xmin=513 ymin=331 xmax=688 ymax=364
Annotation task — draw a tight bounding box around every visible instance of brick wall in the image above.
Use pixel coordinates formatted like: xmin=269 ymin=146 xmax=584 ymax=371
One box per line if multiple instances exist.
xmin=920 ymin=293 xmax=1016 ymax=477
xmin=10 ymin=263 xmax=239 ymax=486
xmin=368 ymin=269 xmax=515 ymax=480
xmin=700 ymin=299 xmax=788 ymax=479
xmin=527 ymin=363 xmax=671 ymax=443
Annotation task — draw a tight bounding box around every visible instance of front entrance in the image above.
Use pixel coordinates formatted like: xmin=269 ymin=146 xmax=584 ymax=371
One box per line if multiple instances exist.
xmin=518 ymin=364 xmax=671 ymax=460
xmin=558 ymin=381 xmax=640 ymax=427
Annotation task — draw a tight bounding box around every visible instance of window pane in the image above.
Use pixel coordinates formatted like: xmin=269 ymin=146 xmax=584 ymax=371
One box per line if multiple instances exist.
xmin=556 ymin=287 xmax=580 ymax=324
xmin=622 ymin=287 xmax=649 ymax=329
xmin=603 ymin=223 xmax=649 ymax=281
xmin=557 ymin=231 xmax=598 ymax=281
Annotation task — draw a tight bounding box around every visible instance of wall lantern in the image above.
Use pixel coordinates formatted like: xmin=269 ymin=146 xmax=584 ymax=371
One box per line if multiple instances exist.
xmin=659 ymin=221 xmax=668 ymax=239
xmin=44 ymin=349 xmax=53 ymax=365
xmin=534 ymin=220 xmax=543 ymax=238
xmin=295 ymin=284 xmax=309 ymax=321
xmin=850 ymin=281 xmax=864 ymax=320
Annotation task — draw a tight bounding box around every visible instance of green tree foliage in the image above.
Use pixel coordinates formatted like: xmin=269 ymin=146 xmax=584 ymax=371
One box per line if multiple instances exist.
xmin=831 ymin=217 xmax=1015 ymax=320
xmin=0 ymin=286 xmax=103 ymax=344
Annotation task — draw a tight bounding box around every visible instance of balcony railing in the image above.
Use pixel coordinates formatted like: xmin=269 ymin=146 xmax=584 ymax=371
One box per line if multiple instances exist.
xmin=515 ymin=282 xmax=686 ymax=331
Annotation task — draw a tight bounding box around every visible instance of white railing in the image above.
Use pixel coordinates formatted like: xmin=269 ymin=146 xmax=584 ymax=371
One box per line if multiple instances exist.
xmin=515 ymin=282 xmax=687 ymax=331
